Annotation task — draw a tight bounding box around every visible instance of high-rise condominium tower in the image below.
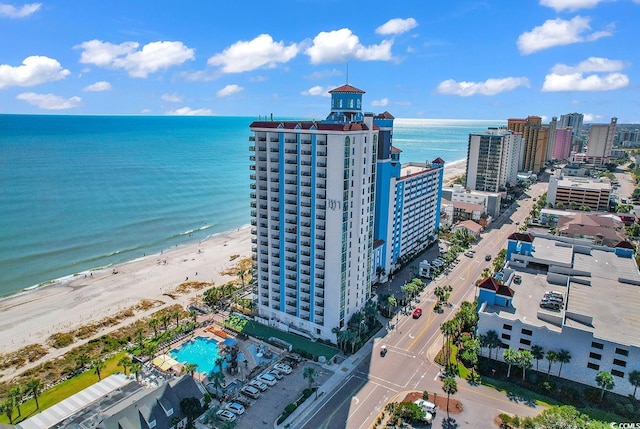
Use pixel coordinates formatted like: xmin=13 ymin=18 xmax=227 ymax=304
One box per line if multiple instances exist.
xmin=249 ymin=85 xmax=377 ymax=341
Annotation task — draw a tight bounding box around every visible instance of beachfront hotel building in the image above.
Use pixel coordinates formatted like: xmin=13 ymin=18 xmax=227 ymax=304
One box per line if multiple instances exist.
xmin=465 ymin=127 xmax=523 ymax=193
xmin=508 ymin=116 xmax=549 ymax=173
xmin=476 ymin=232 xmax=640 ymax=396
xmin=248 ymin=84 xmax=381 ymax=341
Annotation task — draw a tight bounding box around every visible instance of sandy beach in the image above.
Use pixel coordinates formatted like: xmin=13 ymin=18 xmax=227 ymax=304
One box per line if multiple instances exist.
xmin=0 ymin=159 xmax=466 ymax=366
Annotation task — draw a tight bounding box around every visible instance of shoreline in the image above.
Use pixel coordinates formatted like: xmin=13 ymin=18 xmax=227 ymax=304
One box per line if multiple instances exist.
xmin=0 ymin=159 xmax=467 ymax=357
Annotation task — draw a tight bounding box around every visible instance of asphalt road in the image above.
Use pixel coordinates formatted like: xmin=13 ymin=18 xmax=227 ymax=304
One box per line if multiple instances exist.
xmin=301 ymin=182 xmax=549 ymax=429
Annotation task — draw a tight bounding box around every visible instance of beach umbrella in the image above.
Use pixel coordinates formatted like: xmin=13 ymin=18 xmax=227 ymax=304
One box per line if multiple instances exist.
xmin=222 ymin=337 xmax=238 ymax=347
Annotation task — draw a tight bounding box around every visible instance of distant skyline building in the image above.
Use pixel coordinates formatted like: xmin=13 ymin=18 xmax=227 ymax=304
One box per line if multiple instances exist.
xmin=552 ymin=128 xmax=573 ymax=161
xmin=465 ymin=127 xmax=522 ymax=193
xmin=249 ymin=84 xmax=377 ymax=340
xmin=507 ymin=116 xmax=548 ymax=173
xmin=559 ymin=112 xmax=584 ymax=137
xmin=545 ymin=116 xmax=558 ymax=161
xmin=585 ymin=117 xmax=617 ymax=164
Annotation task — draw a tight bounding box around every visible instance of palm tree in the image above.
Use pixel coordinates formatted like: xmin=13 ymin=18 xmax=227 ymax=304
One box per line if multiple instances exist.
xmin=530 ymin=345 xmax=544 ymax=372
xmin=75 ymin=352 xmax=89 ymax=370
xmin=517 ymin=350 xmax=533 ymax=381
xmin=2 ymin=398 xmax=15 ymax=424
xmin=331 ymin=326 xmax=342 ymax=348
xmin=160 ymin=314 xmax=171 ymax=331
xmin=190 ymin=309 xmax=198 ymax=324
xmin=130 ymin=362 xmax=143 ymax=381
xmin=26 ymin=378 xmax=42 ymax=410
xmin=546 ymin=350 xmax=558 ymax=376
xmin=183 ymin=363 xmax=198 ymax=378
xmin=503 ymin=349 xmax=519 ymax=378
xmin=595 ymin=371 xmax=615 ymax=400
xmin=118 ymin=356 xmax=132 ymax=375
xmin=386 ymin=295 xmax=397 ymax=319
xmin=8 ymin=386 xmax=22 ymax=418
xmin=485 ymin=330 xmax=500 ymax=359
xmin=303 ymin=366 xmax=317 ymax=397
xmin=442 ymin=376 xmax=458 ymax=419
xmin=173 ymin=309 xmax=180 ymax=327
xmin=556 ymin=349 xmax=571 ymax=377
xmin=629 ymin=370 xmax=640 ymax=399
xmin=215 ymin=357 xmax=225 ymax=374
xmin=92 ymin=358 xmax=105 ymax=381
xmin=209 ymin=370 xmax=226 ymax=396
xmin=237 ymin=269 xmax=248 ymax=289
xmin=148 ymin=318 xmax=159 ymax=336
xmin=143 ymin=342 xmax=158 ymax=358
xmin=135 ymin=327 xmax=145 ymax=349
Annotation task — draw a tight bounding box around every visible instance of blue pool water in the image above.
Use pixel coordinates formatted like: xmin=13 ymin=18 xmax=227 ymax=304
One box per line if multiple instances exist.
xmin=170 ymin=336 xmax=222 ymax=375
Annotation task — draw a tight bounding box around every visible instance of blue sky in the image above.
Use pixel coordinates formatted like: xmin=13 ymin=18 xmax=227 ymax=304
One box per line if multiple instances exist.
xmin=0 ymin=0 xmax=638 ymax=122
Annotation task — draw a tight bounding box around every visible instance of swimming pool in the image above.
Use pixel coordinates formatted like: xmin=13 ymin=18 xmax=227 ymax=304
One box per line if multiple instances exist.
xmin=170 ymin=336 xmax=222 ymax=375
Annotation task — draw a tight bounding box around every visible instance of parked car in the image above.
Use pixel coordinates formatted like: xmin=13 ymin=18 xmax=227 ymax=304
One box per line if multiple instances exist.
xmin=274 ymin=363 xmax=293 ymax=374
xmin=485 ymin=254 xmax=492 ymax=261
xmin=380 ymin=345 xmax=388 ymax=357
xmin=412 ymin=308 xmax=423 ymax=319
xmin=464 ymin=251 xmax=474 ymax=257
xmin=240 ymin=385 xmax=261 ymax=399
xmin=217 ymin=409 xmax=237 ymax=422
xmin=513 ymin=275 xmax=522 ymax=284
xmin=268 ymin=369 xmax=283 ymax=379
xmin=225 ymin=402 xmax=245 ymax=415
xmin=257 ymin=373 xmax=277 ymax=386
xmin=249 ymin=379 xmax=268 ymax=391
xmin=540 ymin=300 xmax=561 ymax=310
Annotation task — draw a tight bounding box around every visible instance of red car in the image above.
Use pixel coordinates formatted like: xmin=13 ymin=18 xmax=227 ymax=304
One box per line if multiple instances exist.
xmin=412 ymin=308 xmax=422 ymax=319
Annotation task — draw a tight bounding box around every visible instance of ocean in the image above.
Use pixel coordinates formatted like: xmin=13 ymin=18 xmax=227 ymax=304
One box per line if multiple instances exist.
xmin=0 ymin=115 xmax=504 ymax=297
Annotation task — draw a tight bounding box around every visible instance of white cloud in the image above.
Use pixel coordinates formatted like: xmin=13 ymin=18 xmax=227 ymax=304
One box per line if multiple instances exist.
xmin=16 ymin=92 xmax=81 ymax=110
xmin=550 ymin=56 xmax=624 ymax=73
xmin=375 ymin=18 xmax=418 ymax=35
xmin=542 ymin=72 xmax=629 ymax=91
xmin=0 ymin=2 xmax=40 ymax=18
xmin=301 ymin=85 xmax=333 ymax=97
xmin=216 ymin=84 xmax=244 ymax=97
xmin=0 ymin=56 xmax=70 ymax=89
xmin=371 ymin=98 xmax=389 ymax=107
xmin=305 ymin=69 xmax=342 ymax=80
xmin=582 ymin=113 xmax=601 ymax=122
xmin=165 ymin=107 xmax=212 ymax=116
xmin=83 ymin=81 xmax=111 ymax=92
xmin=540 ymin=0 xmax=605 ymax=12
xmin=76 ymin=39 xmax=194 ymax=78
xmin=207 ymin=34 xmax=298 ymax=73
xmin=436 ymin=77 xmax=530 ymax=96
xmin=543 ymin=57 xmax=629 ymax=91
xmin=305 ymin=28 xmax=393 ymax=64
xmin=517 ymin=16 xmax=613 ymax=55
xmin=161 ymin=93 xmax=182 ymax=102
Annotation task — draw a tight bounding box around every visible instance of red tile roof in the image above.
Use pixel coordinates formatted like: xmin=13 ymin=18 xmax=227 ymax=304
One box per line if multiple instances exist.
xmin=615 ymin=240 xmax=635 ymax=249
xmin=507 ymin=232 xmax=534 ymax=242
xmin=432 ymin=157 xmax=445 ymax=164
xmin=376 ymin=111 xmax=395 ymax=119
xmin=329 ymin=84 xmax=365 ymax=94
xmin=478 ymin=277 xmax=514 ymax=297
xmin=391 ymin=146 xmax=402 ymax=153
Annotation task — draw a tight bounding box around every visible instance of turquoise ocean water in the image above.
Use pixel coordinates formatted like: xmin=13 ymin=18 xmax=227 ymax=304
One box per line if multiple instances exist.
xmin=0 ymin=115 xmax=503 ymax=297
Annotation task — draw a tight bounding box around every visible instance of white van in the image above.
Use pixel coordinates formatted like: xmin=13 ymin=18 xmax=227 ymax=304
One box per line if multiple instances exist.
xmin=414 ymin=399 xmax=437 ymax=414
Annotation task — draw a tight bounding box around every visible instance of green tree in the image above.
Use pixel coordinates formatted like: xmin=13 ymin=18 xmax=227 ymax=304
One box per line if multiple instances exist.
xmin=92 ymin=358 xmax=105 ymax=381
xmin=118 ymin=356 xmax=132 ymax=375
xmin=160 ymin=313 xmax=171 ymax=331
xmin=546 ymin=350 xmax=558 ymax=376
xmin=595 ymin=371 xmax=615 ymax=400
xmin=209 ymin=370 xmax=226 ymax=398
xmin=629 ymin=369 xmax=640 ymax=399
xmin=182 ymin=363 xmax=198 ymax=378
xmin=76 ymin=352 xmax=89 ymax=370
xmin=148 ymin=318 xmax=159 ymax=336
xmin=517 ymin=350 xmax=534 ymax=381
xmin=135 ymin=327 xmax=145 ymax=350
xmin=130 ymin=362 xmax=143 ymax=381
xmin=2 ymin=398 xmax=15 ymax=424
xmin=484 ymin=330 xmax=500 ymax=359
xmin=303 ymin=366 xmax=317 ymax=397
xmin=237 ymin=268 xmax=248 ymax=289
xmin=8 ymin=386 xmax=22 ymax=418
xmin=387 ymin=295 xmax=397 ymax=319
xmin=556 ymin=349 xmax=571 ymax=377
xmin=172 ymin=309 xmax=180 ymax=327
xmin=26 ymin=378 xmax=42 ymax=410
xmin=180 ymin=397 xmax=203 ymax=426
xmin=531 ymin=345 xmax=544 ymax=372
xmin=442 ymin=376 xmax=458 ymax=419
xmin=503 ymin=349 xmax=519 ymax=378
xmin=533 ymin=405 xmax=601 ymax=428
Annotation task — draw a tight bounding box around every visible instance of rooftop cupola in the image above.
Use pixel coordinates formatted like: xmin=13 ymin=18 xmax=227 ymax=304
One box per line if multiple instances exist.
xmin=324 ymin=84 xmax=365 ymax=124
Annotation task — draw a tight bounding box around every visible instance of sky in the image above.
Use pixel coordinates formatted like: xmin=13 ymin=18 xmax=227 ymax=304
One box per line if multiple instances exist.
xmin=0 ymin=0 xmax=639 ymax=122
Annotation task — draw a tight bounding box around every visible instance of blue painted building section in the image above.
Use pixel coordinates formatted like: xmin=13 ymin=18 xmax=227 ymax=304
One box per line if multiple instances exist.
xmin=506 ymin=234 xmax=534 ymax=262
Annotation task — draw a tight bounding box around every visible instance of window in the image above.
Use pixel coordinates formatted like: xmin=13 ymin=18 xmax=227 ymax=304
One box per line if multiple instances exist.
xmin=589 ymin=352 xmax=601 ymax=360
xmin=501 ymin=333 xmax=511 ymax=340
xmin=501 ymin=342 xmax=509 ymax=349
xmin=521 ymin=328 xmax=532 ymax=336
xmin=587 ymin=362 xmax=600 ymax=370
xmin=503 ymin=324 xmax=512 ymax=331
xmin=591 ymin=341 xmax=604 ymax=350
xmin=519 ymin=338 xmax=531 ymax=346
xmin=612 ymin=369 xmax=625 ymax=378
xmin=615 ymin=348 xmax=629 ymax=356
xmin=613 ymin=358 xmax=627 ymax=367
